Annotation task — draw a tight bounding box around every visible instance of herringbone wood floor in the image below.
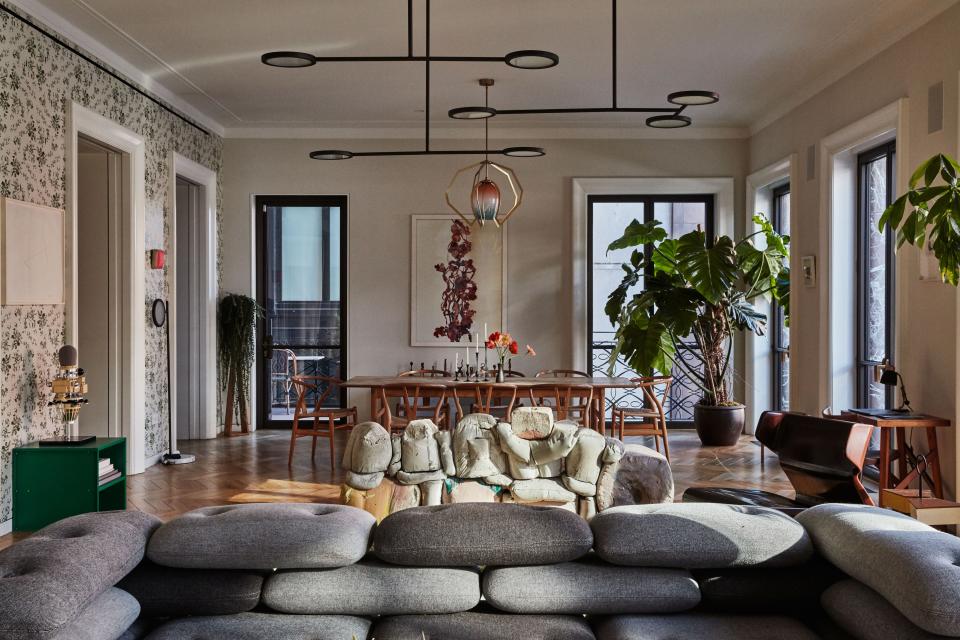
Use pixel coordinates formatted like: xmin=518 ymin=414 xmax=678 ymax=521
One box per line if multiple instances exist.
xmin=0 ymin=429 xmax=791 ymax=549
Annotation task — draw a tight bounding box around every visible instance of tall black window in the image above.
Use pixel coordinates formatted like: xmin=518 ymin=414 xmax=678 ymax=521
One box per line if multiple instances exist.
xmin=856 ymin=141 xmax=896 ymax=409
xmin=588 ymin=194 xmax=714 ymax=426
xmin=771 ymin=183 xmax=790 ymax=411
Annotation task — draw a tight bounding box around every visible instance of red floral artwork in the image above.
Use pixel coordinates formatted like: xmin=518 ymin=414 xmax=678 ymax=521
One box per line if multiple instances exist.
xmin=433 ymin=220 xmax=477 ymax=341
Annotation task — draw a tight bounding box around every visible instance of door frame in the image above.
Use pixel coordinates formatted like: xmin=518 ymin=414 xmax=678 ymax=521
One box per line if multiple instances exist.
xmin=254 ymin=194 xmax=349 ymax=428
xmin=168 ymin=153 xmax=218 ymax=442
xmin=66 ymin=101 xmax=146 ymax=474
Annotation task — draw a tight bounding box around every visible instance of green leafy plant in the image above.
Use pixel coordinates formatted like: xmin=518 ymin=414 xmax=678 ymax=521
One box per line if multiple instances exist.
xmin=604 ymin=215 xmax=790 ymax=406
xmin=879 ymin=153 xmax=960 ymax=285
xmin=218 ymin=293 xmax=262 ymax=417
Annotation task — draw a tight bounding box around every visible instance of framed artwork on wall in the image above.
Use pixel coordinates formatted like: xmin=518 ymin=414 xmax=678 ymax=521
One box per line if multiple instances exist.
xmin=410 ymin=214 xmax=507 ymax=347
xmin=0 ymin=197 xmax=64 ymax=305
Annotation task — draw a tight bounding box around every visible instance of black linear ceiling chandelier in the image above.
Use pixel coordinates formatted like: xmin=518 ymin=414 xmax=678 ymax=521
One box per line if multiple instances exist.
xmin=448 ymin=0 xmax=719 ymax=128
xmin=262 ymin=0 xmax=553 ymax=160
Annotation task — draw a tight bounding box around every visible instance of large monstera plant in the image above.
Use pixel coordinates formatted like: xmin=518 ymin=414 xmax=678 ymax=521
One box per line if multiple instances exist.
xmin=879 ymin=153 xmax=960 ymax=285
xmin=605 ymin=215 xmax=790 ymax=406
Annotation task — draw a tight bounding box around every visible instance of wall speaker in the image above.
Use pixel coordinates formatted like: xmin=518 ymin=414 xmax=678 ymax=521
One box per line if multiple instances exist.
xmin=928 ymin=81 xmax=943 ymax=134
xmin=806 ymin=144 xmax=816 ymax=181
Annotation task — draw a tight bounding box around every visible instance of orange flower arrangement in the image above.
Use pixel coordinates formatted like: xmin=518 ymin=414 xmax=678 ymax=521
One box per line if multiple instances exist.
xmin=485 ymin=331 xmax=535 ymax=371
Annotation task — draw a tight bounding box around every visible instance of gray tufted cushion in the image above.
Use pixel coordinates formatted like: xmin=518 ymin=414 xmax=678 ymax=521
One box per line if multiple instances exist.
xmin=591 ymin=503 xmax=812 ymax=568
xmin=373 ymin=503 xmax=592 ymax=566
xmin=371 ymin=610 xmax=595 ymax=640
xmin=483 ymin=555 xmax=699 ymax=614
xmin=144 ymin=613 xmax=371 ymax=640
xmin=0 ymin=510 xmax=160 ymax=640
xmin=591 ymin=613 xmax=820 ymax=640
xmin=116 ymin=560 xmax=264 ymax=617
xmin=821 ymin=580 xmax=949 ymax=640
xmin=52 ymin=588 xmax=140 ymax=640
xmin=797 ymin=503 xmax=960 ymax=636
xmin=693 ymin=558 xmax=844 ymax=614
xmin=147 ymin=503 xmax=374 ymax=570
xmin=262 ymin=559 xmax=480 ymax=615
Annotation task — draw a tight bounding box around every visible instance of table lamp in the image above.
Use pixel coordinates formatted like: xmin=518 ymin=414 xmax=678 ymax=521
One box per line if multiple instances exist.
xmin=878 ymin=362 xmax=912 ymax=413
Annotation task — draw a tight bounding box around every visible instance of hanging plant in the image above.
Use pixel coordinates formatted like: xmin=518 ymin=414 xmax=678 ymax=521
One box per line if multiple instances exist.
xmin=218 ymin=293 xmax=262 ymax=432
xmin=879 ymin=153 xmax=960 ymax=285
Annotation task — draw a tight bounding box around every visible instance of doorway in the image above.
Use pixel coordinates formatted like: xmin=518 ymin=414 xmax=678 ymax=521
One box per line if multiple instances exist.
xmin=256 ymin=195 xmax=348 ymax=427
xmin=76 ymin=135 xmax=125 ymax=438
xmin=175 ymin=177 xmax=205 ymax=440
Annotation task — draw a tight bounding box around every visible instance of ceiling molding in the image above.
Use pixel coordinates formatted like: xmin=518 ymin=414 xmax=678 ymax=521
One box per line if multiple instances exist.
xmin=223 ymin=124 xmax=750 ymax=141
xmin=6 ymin=0 xmax=226 ymax=135
xmin=748 ymin=0 xmax=958 ymax=136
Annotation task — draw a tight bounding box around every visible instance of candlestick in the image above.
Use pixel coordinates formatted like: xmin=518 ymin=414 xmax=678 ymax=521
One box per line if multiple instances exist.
xmin=474 ymin=351 xmax=480 ymax=381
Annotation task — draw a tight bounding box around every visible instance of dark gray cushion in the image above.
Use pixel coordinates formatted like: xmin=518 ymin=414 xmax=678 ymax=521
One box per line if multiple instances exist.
xmin=116 ymin=618 xmax=158 ymax=640
xmin=797 ymin=503 xmax=960 ymax=636
xmin=591 ymin=503 xmax=812 ymax=568
xmin=591 ymin=613 xmax=819 ymax=640
xmin=263 ymin=559 xmax=480 ymax=615
xmin=693 ymin=558 xmax=844 ymax=614
xmin=116 ymin=560 xmax=263 ymax=617
xmin=483 ymin=556 xmax=699 ymax=614
xmin=0 ymin=510 xmax=160 ymax=640
xmin=147 ymin=503 xmax=374 ymax=570
xmin=821 ymin=580 xmax=948 ymax=640
xmin=52 ymin=588 xmax=140 ymax=640
xmin=144 ymin=613 xmax=371 ymax=640
xmin=374 ymin=503 xmax=592 ymax=566
xmin=372 ymin=611 xmax=595 ymax=640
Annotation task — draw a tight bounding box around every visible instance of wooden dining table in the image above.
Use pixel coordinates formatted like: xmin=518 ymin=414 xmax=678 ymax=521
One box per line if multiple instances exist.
xmin=341 ymin=375 xmax=636 ymax=433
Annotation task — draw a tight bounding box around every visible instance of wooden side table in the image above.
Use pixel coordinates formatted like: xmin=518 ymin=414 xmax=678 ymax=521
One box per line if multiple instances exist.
xmin=882 ymin=489 xmax=960 ymax=528
xmin=841 ymin=411 xmax=951 ymax=505
xmin=12 ymin=437 xmax=126 ymax=531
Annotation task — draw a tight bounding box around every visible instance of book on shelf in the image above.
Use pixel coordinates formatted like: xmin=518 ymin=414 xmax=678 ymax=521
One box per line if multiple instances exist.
xmin=98 ymin=469 xmax=121 ymax=486
xmin=98 ymin=458 xmax=112 ymax=471
xmin=98 ymin=464 xmax=116 ymax=479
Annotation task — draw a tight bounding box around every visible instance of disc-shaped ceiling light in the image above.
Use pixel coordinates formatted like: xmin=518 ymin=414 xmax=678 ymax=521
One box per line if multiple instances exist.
xmin=667 ymin=90 xmax=719 ymax=106
xmin=310 ymin=150 xmax=354 ymax=160
xmin=502 ymin=146 xmax=545 ymax=157
xmin=504 ymin=50 xmax=560 ymax=69
xmin=449 ymin=106 xmax=497 ymax=119
xmin=261 ymin=51 xmax=317 ymax=68
xmin=645 ymin=114 xmax=692 ymax=128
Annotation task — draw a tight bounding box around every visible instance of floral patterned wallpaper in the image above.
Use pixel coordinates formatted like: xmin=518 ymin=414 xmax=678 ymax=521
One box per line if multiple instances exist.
xmin=0 ymin=3 xmax=223 ymax=524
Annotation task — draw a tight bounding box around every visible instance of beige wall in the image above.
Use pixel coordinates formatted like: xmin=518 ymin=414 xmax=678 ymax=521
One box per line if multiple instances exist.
xmin=749 ymin=3 xmax=960 ymax=498
xmin=222 ymin=137 xmax=748 ymax=415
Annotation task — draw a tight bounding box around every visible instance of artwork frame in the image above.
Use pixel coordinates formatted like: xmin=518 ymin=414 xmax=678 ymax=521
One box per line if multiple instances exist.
xmin=410 ymin=214 xmax=508 ymax=347
xmin=0 ymin=197 xmax=64 ymax=305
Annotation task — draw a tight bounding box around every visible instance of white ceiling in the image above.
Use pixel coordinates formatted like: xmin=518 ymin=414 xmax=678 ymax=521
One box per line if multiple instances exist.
xmin=15 ymin=0 xmax=958 ymax=137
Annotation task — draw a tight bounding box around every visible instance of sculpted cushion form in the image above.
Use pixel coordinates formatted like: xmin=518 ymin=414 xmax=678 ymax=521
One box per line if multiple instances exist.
xmin=116 ymin=560 xmax=264 ymax=617
xmin=51 ymin=588 xmax=140 ymax=640
xmin=797 ymin=503 xmax=960 ymax=636
xmin=143 ymin=613 xmax=372 ymax=640
xmin=0 ymin=510 xmax=159 ymax=640
xmin=591 ymin=503 xmax=812 ymax=568
xmin=147 ymin=503 xmax=375 ymax=570
xmin=483 ymin=556 xmax=700 ymax=614
xmin=374 ymin=503 xmax=592 ymax=566
xmin=591 ymin=613 xmax=820 ymax=640
xmin=821 ymin=579 xmax=948 ymax=640
xmin=263 ymin=559 xmax=480 ymax=615
xmin=371 ymin=611 xmax=595 ymax=640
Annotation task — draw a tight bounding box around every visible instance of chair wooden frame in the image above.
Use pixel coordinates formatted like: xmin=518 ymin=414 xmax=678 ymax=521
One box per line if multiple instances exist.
xmin=288 ymin=375 xmax=358 ymax=466
xmin=612 ymin=376 xmax=672 ymax=460
xmin=379 ymin=383 xmax=449 ymax=432
xmin=453 ymin=383 xmax=518 ymax=423
xmin=528 ymin=383 xmax=593 ymax=428
xmin=535 ymin=369 xmax=590 ymax=378
xmin=270 ymin=348 xmax=298 ymax=415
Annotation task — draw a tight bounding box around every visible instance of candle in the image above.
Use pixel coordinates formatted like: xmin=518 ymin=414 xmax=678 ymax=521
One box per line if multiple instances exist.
xmin=475 ymin=332 xmax=480 ymax=354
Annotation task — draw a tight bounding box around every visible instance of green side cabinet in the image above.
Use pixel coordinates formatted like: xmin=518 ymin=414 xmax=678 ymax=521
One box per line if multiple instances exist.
xmin=12 ymin=437 xmax=126 ymax=532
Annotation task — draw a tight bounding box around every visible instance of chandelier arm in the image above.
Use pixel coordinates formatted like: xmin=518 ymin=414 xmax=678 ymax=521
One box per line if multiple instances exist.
xmin=612 ymin=0 xmax=617 ymax=109
xmin=425 ymin=0 xmax=430 ymax=151
xmin=488 ymin=162 xmax=522 ymax=225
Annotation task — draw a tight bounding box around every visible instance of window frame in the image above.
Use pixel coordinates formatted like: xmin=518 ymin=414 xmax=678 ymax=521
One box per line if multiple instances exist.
xmin=586 ymin=193 xmax=715 ymax=427
xmin=770 ymin=182 xmax=790 ymax=411
xmin=855 ymin=140 xmax=896 ymax=409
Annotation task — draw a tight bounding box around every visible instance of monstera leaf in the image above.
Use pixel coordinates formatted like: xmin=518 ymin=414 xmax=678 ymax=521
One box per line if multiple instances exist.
xmin=727 ymin=295 xmax=767 ymax=335
xmin=606 ymin=219 xmax=668 ymax=253
xmin=676 ymin=231 xmax=737 ymax=306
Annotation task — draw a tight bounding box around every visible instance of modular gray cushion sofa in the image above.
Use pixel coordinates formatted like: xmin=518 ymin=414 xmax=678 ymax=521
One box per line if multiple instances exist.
xmin=2 ymin=501 xmax=959 ymax=639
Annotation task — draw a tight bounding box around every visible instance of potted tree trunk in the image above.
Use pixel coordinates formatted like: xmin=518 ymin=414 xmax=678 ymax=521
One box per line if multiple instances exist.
xmin=218 ymin=293 xmax=261 ymax=435
xmin=604 ymin=215 xmax=790 ymax=446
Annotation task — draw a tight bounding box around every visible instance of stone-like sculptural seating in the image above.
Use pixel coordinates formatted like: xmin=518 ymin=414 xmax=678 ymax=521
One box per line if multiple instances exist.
xmin=341 ymin=406 xmax=675 ymax=519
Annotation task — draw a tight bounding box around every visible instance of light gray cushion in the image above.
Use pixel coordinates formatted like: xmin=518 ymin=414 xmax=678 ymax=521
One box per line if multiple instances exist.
xmin=592 ymin=613 xmax=819 ymax=640
xmin=374 ymin=503 xmax=592 ymax=566
xmin=263 ymin=559 xmax=480 ymax=615
xmin=371 ymin=611 xmax=595 ymax=640
xmin=483 ymin=556 xmax=699 ymax=614
xmin=116 ymin=560 xmax=263 ymax=617
xmin=797 ymin=503 xmax=960 ymax=636
xmin=591 ymin=503 xmax=812 ymax=568
xmin=0 ymin=510 xmax=160 ymax=640
xmin=52 ymin=588 xmax=140 ymax=640
xmin=822 ymin=580 xmax=949 ymax=640
xmin=144 ymin=613 xmax=371 ymax=640
xmin=147 ymin=503 xmax=374 ymax=570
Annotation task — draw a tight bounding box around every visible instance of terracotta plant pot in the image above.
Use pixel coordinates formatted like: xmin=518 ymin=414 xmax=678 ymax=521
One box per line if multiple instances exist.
xmin=694 ymin=404 xmax=745 ymax=446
